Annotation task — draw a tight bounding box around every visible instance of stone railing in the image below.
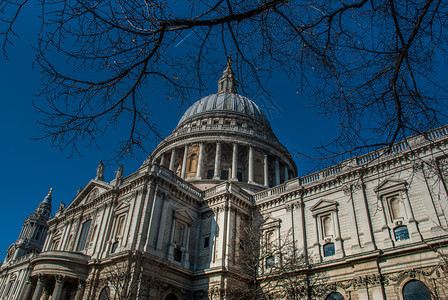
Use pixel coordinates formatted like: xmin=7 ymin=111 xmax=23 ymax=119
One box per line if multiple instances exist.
xmin=153 ymin=165 xmax=203 ymax=198
xmin=356 ymin=124 xmax=448 ymax=165
xmin=204 ymin=183 xmax=227 ymax=198
xmin=300 ymin=165 xmax=343 ymax=185
xmin=167 ymin=124 xmax=279 ymax=146
xmin=203 ymin=181 xmax=252 ymax=203
xmin=254 ymin=125 xmax=448 ymax=202
xmin=229 ymin=183 xmax=252 ymax=202
xmin=254 ymin=190 xmax=269 ymax=201
xmin=173 ymin=177 xmax=204 ymax=198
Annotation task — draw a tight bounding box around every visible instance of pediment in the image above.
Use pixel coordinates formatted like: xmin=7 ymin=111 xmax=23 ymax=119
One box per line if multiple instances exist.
xmin=374 ymin=179 xmax=407 ymax=195
xmin=262 ymin=217 xmax=281 ymax=229
xmin=115 ymin=201 xmax=130 ymax=214
xmin=66 ymin=180 xmax=113 ymax=210
xmin=174 ymin=209 xmax=194 ymax=225
xmin=53 ymin=229 xmax=63 ymax=237
xmin=310 ymin=199 xmax=338 ymax=215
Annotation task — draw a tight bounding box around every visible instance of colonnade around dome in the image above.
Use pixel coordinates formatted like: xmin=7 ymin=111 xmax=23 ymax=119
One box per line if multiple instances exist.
xmin=155 ymin=140 xmax=294 ymax=189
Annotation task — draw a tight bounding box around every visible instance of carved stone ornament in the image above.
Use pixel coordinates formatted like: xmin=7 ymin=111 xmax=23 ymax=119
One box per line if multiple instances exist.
xmin=385 ymin=266 xmax=440 ymax=283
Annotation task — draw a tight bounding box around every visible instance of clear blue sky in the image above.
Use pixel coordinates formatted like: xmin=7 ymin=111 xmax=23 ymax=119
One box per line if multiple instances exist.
xmin=0 ymin=9 xmax=339 ymax=258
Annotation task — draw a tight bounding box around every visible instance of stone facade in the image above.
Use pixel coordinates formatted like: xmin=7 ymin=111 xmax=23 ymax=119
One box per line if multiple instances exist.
xmin=1 ymin=62 xmax=448 ymax=299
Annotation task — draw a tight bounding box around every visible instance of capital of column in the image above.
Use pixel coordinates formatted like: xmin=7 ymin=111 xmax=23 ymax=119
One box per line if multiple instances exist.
xmin=55 ymin=275 xmax=65 ymax=285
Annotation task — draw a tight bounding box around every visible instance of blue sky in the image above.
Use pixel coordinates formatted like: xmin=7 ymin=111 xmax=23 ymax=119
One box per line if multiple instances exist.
xmin=0 ymin=8 xmax=339 ymax=258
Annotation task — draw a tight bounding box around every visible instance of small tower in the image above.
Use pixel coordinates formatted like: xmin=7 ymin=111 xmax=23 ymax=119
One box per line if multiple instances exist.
xmin=4 ymin=189 xmax=53 ymax=263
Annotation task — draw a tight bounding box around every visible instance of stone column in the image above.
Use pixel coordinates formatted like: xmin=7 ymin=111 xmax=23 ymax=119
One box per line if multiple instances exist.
xmin=197 ymin=142 xmax=205 ymax=179
xmin=333 ymin=211 xmax=345 ymax=257
xmin=184 ymin=226 xmax=191 ymax=269
xmin=264 ymin=154 xmax=269 ymax=187
xmin=31 ymin=275 xmax=45 ymax=300
xmin=74 ymin=279 xmax=86 ymax=300
xmin=21 ymin=278 xmax=35 ymax=300
xmin=403 ymin=189 xmax=422 ymax=241
xmin=213 ymin=142 xmax=222 ymax=179
xmin=156 ymin=193 xmax=170 ymax=252
xmin=313 ymin=216 xmax=322 ymax=262
xmin=274 ymin=158 xmax=280 ymax=186
xmin=284 ymin=164 xmax=289 ymax=181
xmin=231 ymin=143 xmax=238 ymax=181
xmin=160 ymin=153 xmax=166 ymax=167
xmin=169 ymin=148 xmax=176 ymax=171
xmin=51 ymin=275 xmax=64 ymax=300
xmin=359 ymin=178 xmax=376 ymax=250
xmin=181 ymin=145 xmax=189 ymax=179
xmin=42 ymin=288 xmax=50 ymax=300
xmin=248 ymin=145 xmax=254 ymax=184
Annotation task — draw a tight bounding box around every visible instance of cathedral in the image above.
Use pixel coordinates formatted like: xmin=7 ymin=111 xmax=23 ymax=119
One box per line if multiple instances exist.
xmin=1 ymin=60 xmax=448 ymax=300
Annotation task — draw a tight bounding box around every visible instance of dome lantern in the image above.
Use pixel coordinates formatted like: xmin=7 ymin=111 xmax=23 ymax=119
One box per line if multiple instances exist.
xmin=218 ymin=56 xmax=238 ymax=94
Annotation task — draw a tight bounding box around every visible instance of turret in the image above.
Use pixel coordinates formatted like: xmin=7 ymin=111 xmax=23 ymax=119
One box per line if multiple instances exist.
xmin=4 ymin=189 xmax=53 ymax=264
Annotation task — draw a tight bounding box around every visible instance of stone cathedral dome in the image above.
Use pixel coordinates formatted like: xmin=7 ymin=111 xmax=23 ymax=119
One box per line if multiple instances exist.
xmin=152 ymin=59 xmax=297 ymax=192
xmin=177 ymin=93 xmax=271 ymax=129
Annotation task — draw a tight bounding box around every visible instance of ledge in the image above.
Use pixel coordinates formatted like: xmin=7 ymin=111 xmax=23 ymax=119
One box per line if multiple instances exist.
xmin=31 ymin=251 xmax=91 ymax=279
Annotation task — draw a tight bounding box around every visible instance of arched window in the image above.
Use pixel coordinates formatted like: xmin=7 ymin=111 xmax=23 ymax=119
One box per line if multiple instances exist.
xmin=326 ymin=292 xmax=344 ymax=300
xmin=402 ymin=280 xmax=431 ymax=300
xmin=99 ymin=286 xmax=110 ymax=300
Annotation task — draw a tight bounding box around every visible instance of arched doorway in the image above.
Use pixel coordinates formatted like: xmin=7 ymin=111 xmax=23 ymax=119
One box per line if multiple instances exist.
xmin=165 ymin=293 xmax=179 ymax=300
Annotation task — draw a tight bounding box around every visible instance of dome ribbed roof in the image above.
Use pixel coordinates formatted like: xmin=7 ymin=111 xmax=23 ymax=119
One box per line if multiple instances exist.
xmin=177 ymin=93 xmax=271 ymax=128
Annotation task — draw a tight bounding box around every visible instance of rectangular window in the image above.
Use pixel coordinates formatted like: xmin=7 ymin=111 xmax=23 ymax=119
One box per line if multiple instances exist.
xmin=207 ymin=170 xmax=214 ymax=179
xmin=220 ymin=170 xmax=229 ymax=180
xmin=323 ymin=243 xmax=335 ymax=257
xmin=266 ymin=255 xmax=275 ymax=269
xmin=394 ymin=226 xmax=410 ymax=241
xmin=76 ymin=220 xmax=92 ymax=252
xmin=111 ymin=241 xmax=119 ymax=253
xmin=204 ymin=236 xmax=210 ymax=248
xmin=173 ymin=247 xmax=182 ymax=262
xmin=237 ymin=172 xmax=242 ymax=182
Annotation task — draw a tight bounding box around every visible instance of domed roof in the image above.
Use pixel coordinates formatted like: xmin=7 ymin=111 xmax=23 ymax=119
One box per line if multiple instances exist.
xmin=177 ymin=93 xmax=271 ymax=128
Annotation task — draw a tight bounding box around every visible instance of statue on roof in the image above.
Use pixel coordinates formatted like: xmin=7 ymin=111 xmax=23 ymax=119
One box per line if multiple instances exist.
xmin=114 ymin=164 xmax=124 ymax=186
xmin=96 ymin=160 xmax=105 ymax=181
xmin=115 ymin=164 xmax=123 ymax=179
